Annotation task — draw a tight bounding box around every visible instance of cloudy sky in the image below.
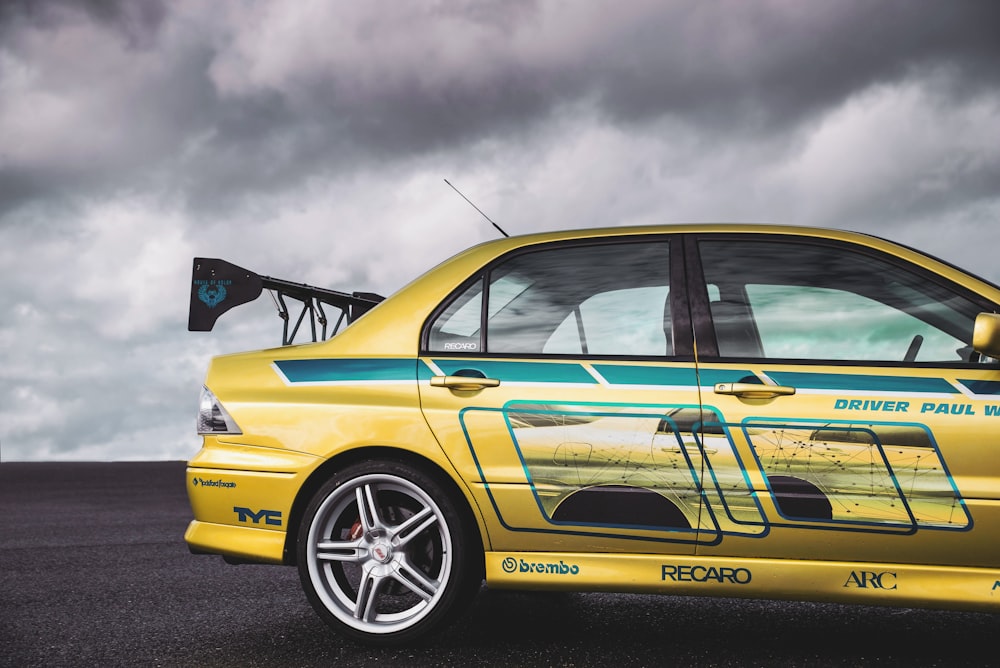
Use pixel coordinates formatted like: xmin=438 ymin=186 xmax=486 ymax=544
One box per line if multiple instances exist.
xmin=2 ymin=1 xmax=999 ymax=461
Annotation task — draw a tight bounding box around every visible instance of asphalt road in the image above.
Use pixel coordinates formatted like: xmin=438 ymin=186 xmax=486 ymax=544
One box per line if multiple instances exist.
xmin=1 ymin=461 xmax=996 ymax=667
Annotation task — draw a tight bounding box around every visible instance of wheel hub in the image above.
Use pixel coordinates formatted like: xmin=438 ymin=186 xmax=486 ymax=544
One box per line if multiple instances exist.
xmin=370 ymin=539 xmax=393 ymax=564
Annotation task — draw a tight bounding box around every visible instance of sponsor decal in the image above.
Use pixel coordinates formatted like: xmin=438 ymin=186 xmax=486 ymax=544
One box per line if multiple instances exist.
xmin=661 ymin=564 xmax=752 ymax=585
xmin=192 ymin=477 xmax=236 ymax=489
xmin=834 ymin=399 xmax=910 ymax=413
xmin=993 ymin=581 xmax=1000 ymax=591
xmin=920 ymin=403 xmax=977 ymax=415
xmin=833 ymin=397 xmax=1000 ymax=416
xmin=843 ymin=570 xmax=897 ymax=590
xmin=443 ymin=342 xmax=478 ymax=351
xmin=233 ymin=506 xmax=283 ymax=527
xmin=194 ymin=279 xmax=231 ymax=308
xmin=502 ymin=556 xmax=580 ymax=576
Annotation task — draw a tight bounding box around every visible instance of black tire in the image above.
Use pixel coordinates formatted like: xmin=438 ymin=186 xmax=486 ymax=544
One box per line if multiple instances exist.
xmin=296 ymin=459 xmax=482 ymax=645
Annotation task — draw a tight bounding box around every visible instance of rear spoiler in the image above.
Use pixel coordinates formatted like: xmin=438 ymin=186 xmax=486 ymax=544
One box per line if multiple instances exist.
xmin=188 ymin=258 xmax=384 ymax=346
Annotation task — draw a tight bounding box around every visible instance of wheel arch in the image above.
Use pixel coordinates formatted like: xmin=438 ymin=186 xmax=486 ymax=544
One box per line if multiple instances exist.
xmin=282 ymin=446 xmax=489 ymax=567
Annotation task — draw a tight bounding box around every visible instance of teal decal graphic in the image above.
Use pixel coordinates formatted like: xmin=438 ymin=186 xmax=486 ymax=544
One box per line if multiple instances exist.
xmin=740 ymin=419 xmax=970 ymax=533
xmin=274 ymin=358 xmax=425 ymax=383
xmin=459 ymin=400 xmax=970 ymax=546
xmin=198 ymin=282 xmax=227 ymax=308
xmin=460 ymin=401 xmax=761 ymax=545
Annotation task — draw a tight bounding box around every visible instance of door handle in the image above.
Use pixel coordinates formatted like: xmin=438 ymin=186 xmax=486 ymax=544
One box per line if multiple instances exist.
xmin=714 ymin=382 xmax=795 ymax=399
xmin=430 ymin=375 xmax=501 ymax=391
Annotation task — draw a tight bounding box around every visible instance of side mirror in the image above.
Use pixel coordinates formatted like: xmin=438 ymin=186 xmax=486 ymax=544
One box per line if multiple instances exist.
xmin=972 ymin=313 xmax=1000 ymax=360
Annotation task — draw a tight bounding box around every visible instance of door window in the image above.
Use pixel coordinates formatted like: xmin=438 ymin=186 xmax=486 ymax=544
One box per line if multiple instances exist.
xmin=427 ymin=240 xmax=672 ymax=356
xmin=698 ymin=238 xmax=986 ymax=363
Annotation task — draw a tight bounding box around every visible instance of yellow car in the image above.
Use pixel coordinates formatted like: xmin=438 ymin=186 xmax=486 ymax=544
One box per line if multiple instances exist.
xmin=185 ymin=224 xmax=1000 ymax=645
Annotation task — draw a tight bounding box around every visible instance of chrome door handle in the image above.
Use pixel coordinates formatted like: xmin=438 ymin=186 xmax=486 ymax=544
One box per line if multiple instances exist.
xmin=714 ymin=382 xmax=795 ymax=399
xmin=430 ymin=375 xmax=501 ymax=390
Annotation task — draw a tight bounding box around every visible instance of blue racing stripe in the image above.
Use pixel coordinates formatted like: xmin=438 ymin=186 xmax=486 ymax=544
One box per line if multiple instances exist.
xmin=766 ymin=371 xmax=954 ymax=394
xmin=594 ymin=365 xmax=752 ymax=387
xmin=432 ymin=359 xmax=597 ymax=384
xmin=957 ymin=379 xmax=1000 ymax=395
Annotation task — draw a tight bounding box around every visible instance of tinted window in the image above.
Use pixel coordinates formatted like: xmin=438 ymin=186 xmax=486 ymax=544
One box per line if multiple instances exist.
xmin=428 ymin=240 xmax=672 ymax=356
xmin=427 ymin=279 xmax=488 ymax=353
xmin=698 ymin=239 xmax=983 ymax=363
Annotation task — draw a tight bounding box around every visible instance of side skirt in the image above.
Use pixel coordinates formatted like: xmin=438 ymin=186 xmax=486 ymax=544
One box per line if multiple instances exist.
xmin=485 ymin=552 xmax=1000 ymax=613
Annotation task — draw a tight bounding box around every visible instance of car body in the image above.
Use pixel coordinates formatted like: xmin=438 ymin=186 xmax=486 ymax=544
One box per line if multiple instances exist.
xmin=185 ymin=224 xmax=1000 ymax=644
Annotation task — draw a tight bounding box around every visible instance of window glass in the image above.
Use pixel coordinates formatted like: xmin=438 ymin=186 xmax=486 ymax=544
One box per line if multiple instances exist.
xmin=427 ymin=279 xmax=486 ymax=353
xmin=545 ymin=286 xmax=670 ymax=355
xmin=745 ymin=285 xmax=967 ymax=361
xmin=699 ymin=239 xmax=982 ymax=363
xmin=428 ymin=240 xmax=671 ymax=356
xmin=486 ymin=241 xmax=671 ymax=355
xmin=487 ymin=273 xmax=532 ymax=320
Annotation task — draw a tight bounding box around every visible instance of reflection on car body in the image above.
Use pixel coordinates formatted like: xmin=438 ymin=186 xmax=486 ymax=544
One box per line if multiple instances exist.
xmin=185 ymin=224 xmax=1000 ymax=645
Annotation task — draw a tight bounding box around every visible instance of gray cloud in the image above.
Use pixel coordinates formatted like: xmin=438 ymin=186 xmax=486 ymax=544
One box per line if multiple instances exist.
xmin=4 ymin=1 xmax=997 ymax=219
xmin=589 ymin=2 xmax=1000 ymax=124
xmin=0 ymin=0 xmax=166 ymax=35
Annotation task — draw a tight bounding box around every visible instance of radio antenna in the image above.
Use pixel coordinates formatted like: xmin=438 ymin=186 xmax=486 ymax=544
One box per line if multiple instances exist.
xmin=444 ymin=178 xmax=509 ymax=238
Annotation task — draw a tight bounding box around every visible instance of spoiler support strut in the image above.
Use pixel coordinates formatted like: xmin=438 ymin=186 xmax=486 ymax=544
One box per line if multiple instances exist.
xmin=188 ymin=258 xmax=384 ymax=346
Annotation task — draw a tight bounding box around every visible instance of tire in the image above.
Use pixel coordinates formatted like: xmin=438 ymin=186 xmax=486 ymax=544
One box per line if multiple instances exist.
xmin=297 ymin=459 xmax=482 ymax=645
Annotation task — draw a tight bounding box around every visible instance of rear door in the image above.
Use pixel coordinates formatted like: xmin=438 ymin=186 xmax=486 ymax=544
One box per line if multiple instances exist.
xmin=685 ymin=233 xmax=1000 ymax=568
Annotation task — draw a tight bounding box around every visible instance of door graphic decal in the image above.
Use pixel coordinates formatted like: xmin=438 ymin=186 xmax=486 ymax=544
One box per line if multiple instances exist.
xmin=460 ymin=401 xmax=970 ymax=545
xmin=739 ymin=419 xmax=971 ymax=533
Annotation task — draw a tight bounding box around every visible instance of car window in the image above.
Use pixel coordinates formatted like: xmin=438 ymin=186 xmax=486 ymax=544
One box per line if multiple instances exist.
xmin=427 ymin=240 xmax=671 ymax=356
xmin=544 ymin=285 xmax=671 ymax=355
xmin=426 ymin=273 xmax=535 ymax=351
xmin=699 ymin=238 xmax=984 ymax=363
xmin=426 ymin=280 xmax=486 ymax=353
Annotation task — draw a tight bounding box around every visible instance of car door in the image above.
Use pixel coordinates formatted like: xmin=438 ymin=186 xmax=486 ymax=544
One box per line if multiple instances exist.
xmin=419 ymin=235 xmax=741 ymax=555
xmin=685 ymin=232 xmax=1000 ymax=569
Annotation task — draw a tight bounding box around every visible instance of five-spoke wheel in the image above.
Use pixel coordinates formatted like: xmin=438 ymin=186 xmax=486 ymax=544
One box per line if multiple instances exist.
xmin=297 ymin=460 xmax=480 ymax=645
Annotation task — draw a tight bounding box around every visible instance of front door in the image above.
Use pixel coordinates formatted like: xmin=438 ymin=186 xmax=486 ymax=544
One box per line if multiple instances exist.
xmin=686 ymin=233 xmax=1000 ymax=568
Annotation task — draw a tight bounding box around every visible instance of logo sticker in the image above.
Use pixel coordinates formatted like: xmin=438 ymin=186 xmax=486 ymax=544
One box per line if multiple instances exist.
xmin=502 ymin=557 xmax=579 ymax=575
xmin=233 ymin=506 xmax=282 ymax=526
xmin=198 ymin=283 xmax=227 ymax=308
xmin=192 ymin=477 xmax=236 ymax=489
xmin=661 ymin=564 xmax=752 ymax=584
xmin=443 ymin=342 xmax=478 ymax=351
xmin=843 ymin=570 xmax=897 ymax=590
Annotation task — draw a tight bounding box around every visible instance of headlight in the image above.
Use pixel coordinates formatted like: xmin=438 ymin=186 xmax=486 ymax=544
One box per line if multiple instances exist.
xmin=197 ymin=386 xmax=242 ymax=435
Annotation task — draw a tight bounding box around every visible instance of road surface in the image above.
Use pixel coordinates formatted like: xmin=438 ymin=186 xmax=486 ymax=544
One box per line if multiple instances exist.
xmin=1 ymin=461 xmax=995 ymax=667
